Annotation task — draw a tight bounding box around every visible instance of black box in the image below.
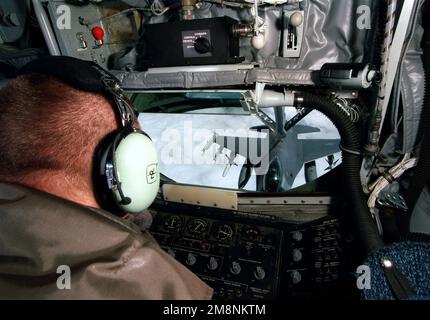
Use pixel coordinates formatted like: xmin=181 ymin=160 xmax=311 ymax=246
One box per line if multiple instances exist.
xmin=142 ymin=16 xmax=244 ymax=68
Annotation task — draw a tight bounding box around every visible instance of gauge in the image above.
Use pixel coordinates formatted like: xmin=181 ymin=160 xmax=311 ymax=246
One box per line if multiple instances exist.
xmin=243 ymin=227 xmax=261 ymax=241
xmin=215 ymin=224 xmax=235 ymax=242
xmin=187 ymin=218 xmax=209 ymax=236
xmin=163 ymin=215 xmax=183 ymax=232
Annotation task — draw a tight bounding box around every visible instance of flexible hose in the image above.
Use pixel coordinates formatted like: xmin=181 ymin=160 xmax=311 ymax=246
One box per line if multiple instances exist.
xmin=296 ymin=93 xmax=384 ymax=254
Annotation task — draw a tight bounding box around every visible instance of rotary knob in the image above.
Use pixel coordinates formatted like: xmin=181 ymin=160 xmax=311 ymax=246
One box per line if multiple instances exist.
xmin=292 ymin=249 xmax=303 ymax=262
xmin=291 ymin=270 xmax=302 ymax=284
xmin=254 ymin=266 xmax=266 ymax=280
xmin=292 ymin=231 xmax=303 ymax=242
xmin=194 ymin=37 xmax=212 ymax=54
xmin=230 ymin=261 xmax=242 ymax=275
xmin=207 ymin=257 xmax=219 ymax=271
xmin=186 ymin=253 xmax=197 ymax=266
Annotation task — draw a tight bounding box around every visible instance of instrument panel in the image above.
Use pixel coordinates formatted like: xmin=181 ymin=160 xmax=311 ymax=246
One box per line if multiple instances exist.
xmin=149 ymin=199 xmax=359 ymax=300
xmin=152 ymin=211 xmax=283 ymax=300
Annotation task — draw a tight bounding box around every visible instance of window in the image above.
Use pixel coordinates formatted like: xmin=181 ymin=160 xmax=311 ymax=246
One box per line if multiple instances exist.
xmin=132 ymin=92 xmax=341 ymax=192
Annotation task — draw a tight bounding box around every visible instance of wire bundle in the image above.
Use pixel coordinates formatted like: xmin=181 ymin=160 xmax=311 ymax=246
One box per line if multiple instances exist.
xmin=368 ymin=153 xmax=418 ymax=211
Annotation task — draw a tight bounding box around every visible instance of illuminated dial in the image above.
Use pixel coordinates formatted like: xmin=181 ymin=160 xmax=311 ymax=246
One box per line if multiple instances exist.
xmin=163 ymin=215 xmax=182 ymax=232
xmin=243 ymin=227 xmax=261 ymax=241
xmin=216 ymin=224 xmax=234 ymax=242
xmin=187 ymin=219 xmax=209 ymax=236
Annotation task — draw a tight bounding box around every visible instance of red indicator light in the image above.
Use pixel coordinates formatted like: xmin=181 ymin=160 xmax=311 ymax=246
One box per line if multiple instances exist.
xmin=91 ymin=26 xmax=104 ymax=45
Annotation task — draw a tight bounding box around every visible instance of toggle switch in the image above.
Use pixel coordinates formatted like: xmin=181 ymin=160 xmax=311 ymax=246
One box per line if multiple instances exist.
xmin=283 ymin=10 xmax=305 ymax=58
xmin=76 ymin=32 xmax=87 ymax=49
xmin=289 ymin=12 xmax=304 ymax=27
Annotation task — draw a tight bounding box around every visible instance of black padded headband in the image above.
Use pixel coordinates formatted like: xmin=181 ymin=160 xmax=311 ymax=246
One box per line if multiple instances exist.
xmin=18 ymin=56 xmax=106 ymax=92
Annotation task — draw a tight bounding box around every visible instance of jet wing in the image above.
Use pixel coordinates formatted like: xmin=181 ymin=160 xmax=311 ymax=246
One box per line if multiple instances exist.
xmin=301 ymin=139 xmax=340 ymax=163
xmin=294 ymin=125 xmax=321 ymax=135
xmin=212 ymin=135 xmax=270 ymax=162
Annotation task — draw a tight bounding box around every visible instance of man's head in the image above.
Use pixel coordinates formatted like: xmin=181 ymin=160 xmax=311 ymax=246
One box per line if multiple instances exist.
xmin=0 ymin=73 xmax=118 ymax=207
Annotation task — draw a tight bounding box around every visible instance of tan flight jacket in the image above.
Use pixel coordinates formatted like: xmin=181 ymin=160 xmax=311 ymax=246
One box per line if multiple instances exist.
xmin=0 ymin=182 xmax=213 ymax=299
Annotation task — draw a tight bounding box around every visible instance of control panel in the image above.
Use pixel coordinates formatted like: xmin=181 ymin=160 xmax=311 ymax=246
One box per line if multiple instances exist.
xmin=143 ymin=17 xmax=244 ymax=68
xmin=45 ymin=1 xmax=138 ymax=67
xmin=151 ymin=211 xmax=282 ymax=300
xmin=281 ymin=218 xmax=356 ymax=299
xmin=150 ymin=203 xmax=357 ymax=300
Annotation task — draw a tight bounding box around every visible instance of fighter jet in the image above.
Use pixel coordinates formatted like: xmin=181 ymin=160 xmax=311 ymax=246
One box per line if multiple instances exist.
xmin=202 ymin=107 xmax=340 ymax=192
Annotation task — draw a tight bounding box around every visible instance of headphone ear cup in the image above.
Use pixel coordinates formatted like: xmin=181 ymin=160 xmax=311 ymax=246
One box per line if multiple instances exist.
xmin=113 ymin=129 xmax=160 ymax=213
xmin=93 ymin=131 xmax=123 ymax=213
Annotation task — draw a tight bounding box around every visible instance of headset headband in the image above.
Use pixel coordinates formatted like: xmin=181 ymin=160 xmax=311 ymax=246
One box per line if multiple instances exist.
xmin=18 ymin=56 xmax=137 ymax=127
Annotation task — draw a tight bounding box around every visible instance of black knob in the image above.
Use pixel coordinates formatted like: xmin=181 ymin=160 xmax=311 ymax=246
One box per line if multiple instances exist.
xmin=230 ymin=261 xmax=241 ymax=275
xmin=254 ymin=266 xmax=266 ymax=280
xmin=207 ymin=257 xmax=219 ymax=271
xmin=194 ymin=37 xmax=212 ymax=54
xmin=186 ymin=253 xmax=197 ymax=266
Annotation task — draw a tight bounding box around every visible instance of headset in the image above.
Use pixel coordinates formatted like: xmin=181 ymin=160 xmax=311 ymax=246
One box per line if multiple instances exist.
xmin=18 ymin=56 xmax=160 ymax=214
